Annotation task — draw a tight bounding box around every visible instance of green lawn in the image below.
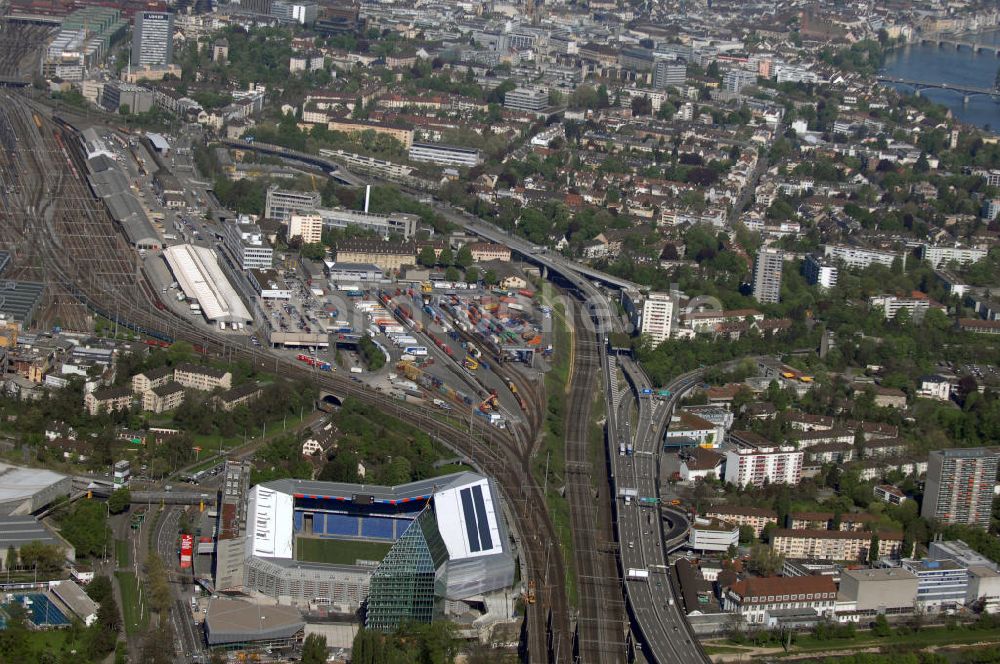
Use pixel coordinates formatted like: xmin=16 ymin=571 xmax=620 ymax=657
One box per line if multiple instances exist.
xmin=115 ymin=539 xmax=129 ymax=568
xmin=296 ymin=537 xmax=393 ymax=566
xmin=115 ymin=571 xmax=148 ymax=635
xmin=431 ymin=462 xmax=473 ymax=477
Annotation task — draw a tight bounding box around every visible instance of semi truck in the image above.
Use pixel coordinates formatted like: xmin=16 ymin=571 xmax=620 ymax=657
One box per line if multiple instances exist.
xmin=626 ymin=568 xmax=649 ymax=580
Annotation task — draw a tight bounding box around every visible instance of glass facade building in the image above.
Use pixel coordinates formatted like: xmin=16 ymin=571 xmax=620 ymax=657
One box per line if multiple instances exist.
xmin=365 ymin=510 xmax=448 ymax=632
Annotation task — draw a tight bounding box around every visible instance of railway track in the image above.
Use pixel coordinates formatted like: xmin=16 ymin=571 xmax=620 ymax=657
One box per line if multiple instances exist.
xmin=564 ymin=297 xmax=626 ymax=663
xmin=1 ymin=92 xmax=572 ymax=663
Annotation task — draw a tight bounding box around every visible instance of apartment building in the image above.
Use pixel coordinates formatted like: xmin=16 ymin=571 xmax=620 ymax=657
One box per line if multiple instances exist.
xmin=751 ymin=248 xmax=784 ymax=304
xmin=788 ymin=511 xmax=878 ymax=532
xmin=703 ymin=506 xmax=777 ymax=538
xmin=142 ymin=382 xmax=185 ymax=413
xmin=922 ymin=448 xmax=1000 ymax=528
xmin=724 ymin=69 xmax=757 ymax=93
xmin=408 ymin=142 xmax=483 ymax=168
xmin=214 ymin=382 xmax=264 ymax=411
xmin=174 ymin=363 xmax=232 ymax=391
xmin=771 ymin=529 xmax=904 ymax=561
xmin=264 ymin=186 xmax=321 ymax=222
xmin=84 ymin=386 xmax=133 ymax=416
xmin=723 ymin=430 xmax=803 ymax=487
xmin=288 ymin=214 xmax=324 ymax=245
xmin=874 ymin=484 xmax=908 ymax=506
xmin=326 ymin=120 xmax=413 ymax=149
xmin=467 ymin=242 xmax=511 ymax=263
xmin=131 ymin=366 xmax=173 ymax=394
xmin=920 ymin=244 xmax=987 ymax=269
xmin=803 ymin=254 xmax=838 ymax=289
xmin=722 ymin=575 xmax=837 ymax=625
xmin=640 ymin=292 xmax=675 ymax=345
xmin=868 ymin=294 xmax=936 ymax=321
xmin=653 ymin=60 xmax=686 ymax=89
xmin=132 ymin=11 xmax=174 ymax=67
xmin=823 ymin=243 xmax=901 ymax=270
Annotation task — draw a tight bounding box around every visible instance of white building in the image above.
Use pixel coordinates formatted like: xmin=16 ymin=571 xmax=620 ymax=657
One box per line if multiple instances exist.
xmin=408 ymin=143 xmax=483 ymax=168
xmin=163 ymin=244 xmax=253 ymax=325
xmin=868 ymin=295 xmax=931 ymax=321
xmin=264 ymin=185 xmax=321 ymax=222
xmin=640 ymin=292 xmax=674 ymax=344
xmin=688 ymin=518 xmax=739 ymax=552
xmin=917 ymin=375 xmax=951 ymax=401
xmin=503 ymin=87 xmax=548 ymax=111
xmin=919 ymin=244 xmax=988 ymax=269
xmin=288 ymin=214 xmax=324 ymax=245
xmin=222 ymin=216 xmax=273 ymax=270
xmin=723 ymin=430 xmax=803 ymax=487
xmin=803 ymin=254 xmax=838 ymax=290
xmin=823 ymin=243 xmax=901 ymax=270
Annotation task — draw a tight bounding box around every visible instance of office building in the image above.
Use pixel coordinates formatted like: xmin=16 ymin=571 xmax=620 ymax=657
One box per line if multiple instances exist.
xmin=921 ymin=448 xmax=1000 ymax=528
xmin=902 ymin=558 xmax=969 ymax=611
xmin=317 ymin=208 xmax=419 ymax=240
xmin=640 ymin=292 xmax=674 ymax=345
xmin=132 ymin=11 xmax=174 ymax=67
xmin=687 ymin=518 xmax=739 ymax=552
xmin=752 ymin=248 xmax=783 ymax=304
xmin=503 ymin=87 xmax=548 ymax=112
xmin=722 ymin=575 xmax=836 ymax=625
xmin=653 ymin=60 xmax=686 ymax=89
xmin=100 ymin=82 xmax=154 ymax=114
xmin=288 ymin=214 xmax=324 ymax=245
xmin=919 ymin=244 xmax=988 ymax=269
xmin=264 ymin=185 xmax=321 ymax=222
xmin=803 ymin=254 xmax=838 ymax=290
xmin=222 ymin=216 xmax=274 ymax=270
xmin=408 ymin=143 xmax=483 ymax=168
xmin=723 ymin=430 xmax=802 ymax=487
xmin=839 ymin=568 xmax=919 ymax=613
xmin=723 ymin=69 xmax=758 ymax=94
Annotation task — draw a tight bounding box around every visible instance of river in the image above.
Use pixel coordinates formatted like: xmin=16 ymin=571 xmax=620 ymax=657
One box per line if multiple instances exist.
xmin=882 ymin=28 xmax=1000 ymax=131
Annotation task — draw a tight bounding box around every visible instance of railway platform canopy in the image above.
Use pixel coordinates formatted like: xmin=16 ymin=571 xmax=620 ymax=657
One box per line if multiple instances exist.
xmin=163 ymin=244 xmax=252 ymax=325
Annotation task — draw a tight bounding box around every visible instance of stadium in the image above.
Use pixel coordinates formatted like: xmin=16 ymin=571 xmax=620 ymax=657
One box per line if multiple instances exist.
xmin=239 ymin=471 xmax=515 ymax=632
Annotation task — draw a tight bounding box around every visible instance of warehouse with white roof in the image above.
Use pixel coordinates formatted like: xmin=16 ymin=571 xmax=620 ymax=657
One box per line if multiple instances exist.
xmin=163 ymin=244 xmax=252 ymax=326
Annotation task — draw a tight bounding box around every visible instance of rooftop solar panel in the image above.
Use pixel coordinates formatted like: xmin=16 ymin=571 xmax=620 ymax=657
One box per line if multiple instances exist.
xmin=471 ymin=485 xmax=493 ymax=551
xmin=459 ymin=487 xmax=480 ymax=553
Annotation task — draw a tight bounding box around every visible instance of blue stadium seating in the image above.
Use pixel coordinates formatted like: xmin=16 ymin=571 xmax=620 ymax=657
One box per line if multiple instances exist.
xmin=294 ymin=512 xmax=304 ymax=532
xmin=361 ymin=517 xmax=395 ymax=539
xmin=312 ymin=513 xmax=325 ymax=534
xmin=325 ymin=514 xmax=359 ymax=537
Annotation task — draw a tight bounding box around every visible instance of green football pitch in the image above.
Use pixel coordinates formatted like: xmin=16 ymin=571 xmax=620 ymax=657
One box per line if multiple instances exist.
xmin=295 ymin=537 xmax=393 ymax=565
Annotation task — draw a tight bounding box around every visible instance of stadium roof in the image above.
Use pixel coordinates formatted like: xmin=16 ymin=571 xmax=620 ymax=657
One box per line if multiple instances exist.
xmin=261 ymin=472 xmax=484 ymax=506
xmin=205 ymin=598 xmax=304 ymax=646
xmin=0 ymin=515 xmax=65 ymax=548
xmin=0 ymin=464 xmax=68 ymax=508
xmin=163 ymin=244 xmax=252 ymax=323
xmin=433 ymin=476 xmax=503 ymax=561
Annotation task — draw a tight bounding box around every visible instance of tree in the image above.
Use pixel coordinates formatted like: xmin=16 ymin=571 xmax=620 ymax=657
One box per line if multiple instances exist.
xmin=444 ymin=266 xmax=461 ymax=282
xmin=438 ymin=246 xmax=453 ymax=266
xmin=482 ymin=269 xmax=498 ymax=286
xmin=738 ymin=525 xmax=756 ymax=544
xmin=4 ymin=544 xmax=16 ymax=570
xmin=108 ymin=488 xmax=131 ymax=514
xmin=301 ymin=633 xmax=328 ymax=664
xmin=300 ymin=243 xmax=326 ymax=260
xmin=455 ymin=245 xmax=473 ymax=268
xmin=872 ymin=614 xmax=891 ymax=637
xmin=59 ymin=500 xmax=109 ymax=559
xmin=418 ymin=246 xmax=437 ymax=267
xmin=868 ymin=533 xmax=880 ymax=564
xmin=18 ymin=541 xmax=64 ymax=572
xmin=746 ymin=544 xmax=784 ymax=576
xmin=465 ymin=266 xmax=480 ymax=284
xmin=86 ymin=575 xmax=113 ymax=605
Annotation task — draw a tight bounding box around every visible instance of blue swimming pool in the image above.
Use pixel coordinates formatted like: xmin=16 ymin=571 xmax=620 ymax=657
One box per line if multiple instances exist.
xmin=1 ymin=593 xmax=70 ymax=627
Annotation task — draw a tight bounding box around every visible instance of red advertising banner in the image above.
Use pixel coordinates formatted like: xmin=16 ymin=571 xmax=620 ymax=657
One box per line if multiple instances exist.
xmin=180 ymin=534 xmax=194 ymax=569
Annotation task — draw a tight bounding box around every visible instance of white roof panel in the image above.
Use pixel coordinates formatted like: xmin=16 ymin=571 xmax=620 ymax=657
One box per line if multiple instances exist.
xmin=163 ymin=244 xmax=251 ymax=323
xmin=433 ymin=478 xmax=502 ymax=561
xmin=246 ymin=485 xmax=294 ymax=559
